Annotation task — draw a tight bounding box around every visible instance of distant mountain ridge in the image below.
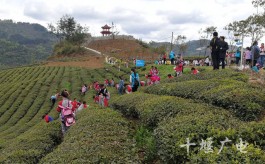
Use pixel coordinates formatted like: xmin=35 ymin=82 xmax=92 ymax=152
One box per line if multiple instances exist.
xmin=0 ymin=19 xmax=56 ymax=69
xmin=148 ymin=39 xmax=211 ymax=56
xmin=148 ymin=39 xmax=238 ymax=57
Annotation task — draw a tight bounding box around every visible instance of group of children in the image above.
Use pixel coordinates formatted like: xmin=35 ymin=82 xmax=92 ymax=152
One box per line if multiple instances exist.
xmin=93 ymin=82 xmax=111 ymax=107
xmin=104 ymin=78 xmax=115 ymax=87
xmin=145 ymin=66 xmax=161 ymax=85
xmin=44 ymin=90 xmax=88 ymax=134
xmin=44 ymin=63 xmax=200 ymax=135
xmin=173 ymin=60 xmax=199 ymax=77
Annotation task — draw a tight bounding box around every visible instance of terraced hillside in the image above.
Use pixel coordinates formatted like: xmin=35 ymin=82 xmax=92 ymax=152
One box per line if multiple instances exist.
xmin=0 ymin=64 xmax=264 ymax=163
xmin=110 ymin=66 xmax=265 ymax=163
xmin=0 ymin=65 xmax=135 ymax=163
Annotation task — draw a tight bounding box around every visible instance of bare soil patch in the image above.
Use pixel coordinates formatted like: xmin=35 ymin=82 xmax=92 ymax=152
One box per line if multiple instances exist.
xmin=87 ymin=39 xmax=156 ymax=59
xmin=45 ymin=56 xmax=104 ymax=68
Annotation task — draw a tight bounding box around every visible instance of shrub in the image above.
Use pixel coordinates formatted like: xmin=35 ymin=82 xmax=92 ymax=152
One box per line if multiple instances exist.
xmin=154 ymin=113 xmax=265 ymax=163
xmin=163 ymin=69 xmax=249 ymax=83
xmin=135 ymin=126 xmax=156 ymax=162
xmin=110 ymin=93 xmax=159 ymax=118
xmin=141 ymin=67 xmax=146 ymax=71
xmin=237 ymin=120 xmax=265 ymax=151
xmin=111 ymin=93 xmax=240 ymax=128
xmin=189 ymin=144 xmax=265 ymax=163
xmin=145 ymin=79 xmax=265 ymax=121
xmin=136 ymin=95 xmax=232 ymax=128
xmin=40 ymin=109 xmax=140 ymax=163
xmin=0 ymin=121 xmax=62 ymax=163
xmin=53 ymin=41 xmax=86 ymax=56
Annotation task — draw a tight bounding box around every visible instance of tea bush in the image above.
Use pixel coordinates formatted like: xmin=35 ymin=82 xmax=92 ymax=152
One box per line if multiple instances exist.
xmin=145 ymin=79 xmax=265 ymax=121
xmin=163 ymin=69 xmax=249 ymax=83
xmin=137 ymin=95 xmax=236 ymax=128
xmin=110 ymin=93 xmax=159 ymax=118
xmin=0 ymin=121 xmax=62 ymax=163
xmin=111 ymin=93 xmax=265 ymax=163
xmin=155 ymin=115 xmax=265 ymax=163
xmin=40 ymin=109 xmax=140 ymax=163
xmin=0 ymin=66 xmax=90 ymax=160
xmin=134 ymin=126 xmax=156 ymax=162
xmin=110 ymin=93 xmax=239 ymax=128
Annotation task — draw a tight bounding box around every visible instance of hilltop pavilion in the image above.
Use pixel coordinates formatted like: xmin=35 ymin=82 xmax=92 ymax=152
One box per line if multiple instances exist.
xmin=100 ymin=24 xmax=112 ymax=36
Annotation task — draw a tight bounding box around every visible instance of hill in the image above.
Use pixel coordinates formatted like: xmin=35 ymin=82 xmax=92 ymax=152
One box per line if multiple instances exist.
xmin=87 ymin=38 xmax=213 ymax=60
xmin=45 ymin=48 xmax=105 ymax=68
xmin=0 ymin=64 xmax=264 ymax=163
xmin=87 ymin=39 xmax=157 ymax=60
xmin=0 ymin=19 xmax=56 ymax=69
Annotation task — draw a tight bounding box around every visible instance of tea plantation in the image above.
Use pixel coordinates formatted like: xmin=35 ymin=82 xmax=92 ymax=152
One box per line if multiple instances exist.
xmin=0 ymin=64 xmax=264 ymax=163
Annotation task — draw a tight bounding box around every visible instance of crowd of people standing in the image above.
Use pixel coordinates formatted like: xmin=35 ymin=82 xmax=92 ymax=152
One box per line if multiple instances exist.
xmin=210 ymin=31 xmax=264 ymax=71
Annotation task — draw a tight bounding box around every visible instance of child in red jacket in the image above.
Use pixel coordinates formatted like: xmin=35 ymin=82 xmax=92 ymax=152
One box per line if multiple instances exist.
xmin=191 ymin=67 xmax=199 ymax=75
xmin=174 ymin=62 xmax=183 ymax=77
xmin=167 ymin=74 xmax=174 ymax=79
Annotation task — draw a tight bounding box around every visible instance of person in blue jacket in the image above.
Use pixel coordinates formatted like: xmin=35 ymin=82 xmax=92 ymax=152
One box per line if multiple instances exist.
xmin=235 ymin=48 xmax=241 ymax=65
xmin=169 ymin=51 xmax=175 ymax=65
xmin=130 ymin=68 xmax=140 ymax=92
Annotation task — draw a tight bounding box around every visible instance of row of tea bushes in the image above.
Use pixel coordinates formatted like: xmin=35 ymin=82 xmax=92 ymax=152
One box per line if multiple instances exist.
xmin=110 ymin=93 xmax=240 ymax=129
xmin=110 ymin=92 xmax=159 ymax=118
xmin=110 ymin=93 xmax=265 ymax=163
xmin=0 ymin=121 xmax=62 ymax=163
xmin=0 ymin=65 xmax=139 ymax=163
xmin=155 ymin=111 xmax=265 ymax=163
xmin=145 ymin=79 xmax=265 ymax=121
xmin=163 ymin=69 xmax=249 ymax=83
xmin=40 ymin=108 xmax=140 ymax=163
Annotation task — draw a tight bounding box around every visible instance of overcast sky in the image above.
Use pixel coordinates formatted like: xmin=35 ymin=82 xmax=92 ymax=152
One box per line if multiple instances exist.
xmin=0 ymin=0 xmax=261 ymax=45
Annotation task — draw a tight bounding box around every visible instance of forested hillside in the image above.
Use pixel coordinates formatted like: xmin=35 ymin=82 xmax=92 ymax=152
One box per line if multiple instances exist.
xmin=0 ymin=19 xmax=56 ymax=69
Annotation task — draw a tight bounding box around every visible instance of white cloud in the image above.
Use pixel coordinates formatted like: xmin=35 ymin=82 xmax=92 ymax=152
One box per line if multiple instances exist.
xmin=0 ymin=0 xmax=262 ymax=46
xmin=23 ymin=1 xmax=53 ymax=21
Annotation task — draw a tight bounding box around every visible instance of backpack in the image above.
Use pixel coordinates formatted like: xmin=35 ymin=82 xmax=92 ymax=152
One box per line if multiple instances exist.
xmin=60 ymin=102 xmax=75 ymax=127
xmin=106 ymin=91 xmax=110 ymax=100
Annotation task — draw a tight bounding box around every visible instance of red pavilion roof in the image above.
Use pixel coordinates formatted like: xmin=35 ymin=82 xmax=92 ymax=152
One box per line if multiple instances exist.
xmin=101 ymin=24 xmax=111 ymax=29
xmin=100 ymin=31 xmax=112 ymax=34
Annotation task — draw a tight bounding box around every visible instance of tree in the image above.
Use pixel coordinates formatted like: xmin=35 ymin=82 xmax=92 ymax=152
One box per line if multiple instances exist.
xmin=71 ymin=24 xmax=89 ymax=47
xmin=245 ymin=15 xmax=265 ymax=43
xmin=203 ymin=26 xmax=217 ymax=40
xmin=58 ymin=15 xmax=76 ymax=41
xmin=174 ymin=35 xmax=188 ymax=55
xmin=252 ymin=0 xmax=265 ymax=13
xmin=111 ymin=22 xmax=120 ymax=40
xmin=201 ymin=26 xmax=217 ymax=57
xmin=47 ymin=23 xmax=61 ymax=41
xmin=225 ymin=15 xmax=265 ymax=45
xmin=198 ymin=28 xmax=209 ymax=56
xmin=47 ymin=15 xmax=89 ymax=46
xmin=152 ymin=44 xmax=166 ymax=55
xmin=223 ymin=24 xmax=237 ymax=52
